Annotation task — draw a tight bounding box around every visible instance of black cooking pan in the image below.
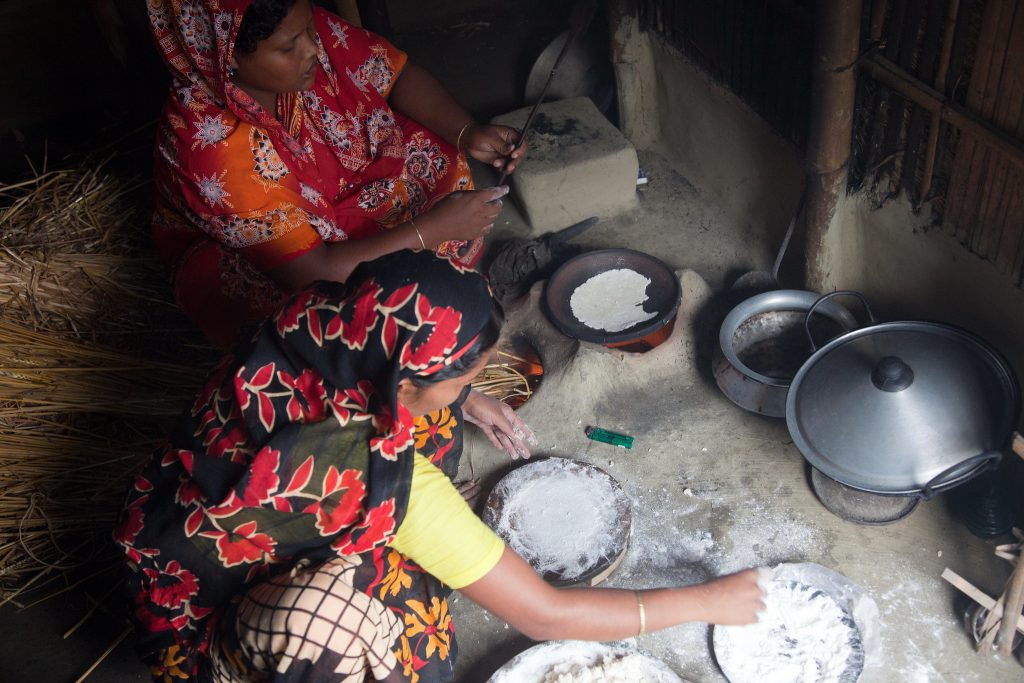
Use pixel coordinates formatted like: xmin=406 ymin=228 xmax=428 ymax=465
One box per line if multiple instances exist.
xmin=543 ymin=248 xmax=681 ymax=347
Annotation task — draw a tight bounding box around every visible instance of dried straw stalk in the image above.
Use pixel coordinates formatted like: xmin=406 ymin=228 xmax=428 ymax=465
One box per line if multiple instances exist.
xmin=472 ymin=351 xmax=537 ymax=405
xmin=0 ymin=166 xmax=145 ymax=255
xmin=0 ymin=164 xmax=214 ymax=596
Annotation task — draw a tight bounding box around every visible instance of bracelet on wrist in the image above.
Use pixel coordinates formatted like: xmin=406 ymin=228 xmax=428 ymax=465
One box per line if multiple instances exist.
xmin=635 ymin=591 xmax=646 ymax=636
xmin=409 ymin=218 xmax=427 ymax=251
xmin=456 ymin=121 xmax=475 ymax=151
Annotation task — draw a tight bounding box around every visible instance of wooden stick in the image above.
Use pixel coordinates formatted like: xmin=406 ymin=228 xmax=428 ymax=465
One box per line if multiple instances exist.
xmin=942 ymin=568 xmax=1024 ymax=636
xmin=998 ymin=558 xmax=1024 ymax=654
xmin=978 ymin=592 xmax=1004 ymax=652
xmin=63 ymin=578 xmax=125 ymax=640
xmin=918 ymin=0 xmax=961 ymax=204
xmin=73 ymin=626 xmax=131 ymax=683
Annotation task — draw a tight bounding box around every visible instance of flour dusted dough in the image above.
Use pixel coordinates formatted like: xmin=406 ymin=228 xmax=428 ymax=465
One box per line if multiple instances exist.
xmin=543 ymin=653 xmax=652 ymax=682
xmin=570 ymin=268 xmax=658 ymax=332
xmin=714 ymin=581 xmax=863 ymax=683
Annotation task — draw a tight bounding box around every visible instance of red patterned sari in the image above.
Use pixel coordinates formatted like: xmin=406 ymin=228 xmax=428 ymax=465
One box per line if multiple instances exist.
xmin=149 ymin=0 xmax=480 ymax=348
xmin=115 ymin=251 xmax=491 ymax=682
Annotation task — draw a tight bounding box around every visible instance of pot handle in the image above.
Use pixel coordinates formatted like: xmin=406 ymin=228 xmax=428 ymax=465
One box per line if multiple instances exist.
xmin=919 ymin=451 xmax=1003 ymax=501
xmin=804 ymin=290 xmax=877 ymax=352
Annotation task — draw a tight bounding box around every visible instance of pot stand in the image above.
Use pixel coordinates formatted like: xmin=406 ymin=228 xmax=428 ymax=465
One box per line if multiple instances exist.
xmin=810 ymin=467 xmax=919 ymax=525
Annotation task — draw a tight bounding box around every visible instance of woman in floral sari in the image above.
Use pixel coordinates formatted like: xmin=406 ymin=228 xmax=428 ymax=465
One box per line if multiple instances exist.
xmin=116 ymin=251 xmax=764 ymax=683
xmin=151 ymin=0 xmax=533 ymax=464
xmin=149 ymin=0 xmax=525 ymax=348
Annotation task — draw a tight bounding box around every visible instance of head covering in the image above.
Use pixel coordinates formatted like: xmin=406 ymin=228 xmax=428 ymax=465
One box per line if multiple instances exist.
xmin=115 ymin=250 xmax=493 ymax=674
xmin=148 ymin=0 xmax=311 ymax=164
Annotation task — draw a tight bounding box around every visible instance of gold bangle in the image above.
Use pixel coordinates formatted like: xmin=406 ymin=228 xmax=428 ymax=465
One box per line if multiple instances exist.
xmin=635 ymin=591 xmax=646 ymax=636
xmin=410 ymin=218 xmax=427 ymax=251
xmin=456 ymin=121 xmax=474 ymax=151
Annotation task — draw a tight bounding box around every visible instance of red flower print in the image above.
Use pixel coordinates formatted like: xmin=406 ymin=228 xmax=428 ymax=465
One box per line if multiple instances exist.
xmin=302 ymin=467 xmax=367 ymax=535
xmin=276 ymin=288 xmax=319 ymax=335
xmin=176 ymin=478 xmax=204 ymax=507
xmin=190 ymin=357 xmax=231 ymax=416
xmin=233 ymin=362 xmax=276 ymax=412
xmin=114 ymin=498 xmax=147 ymax=548
xmin=143 ymin=560 xmax=200 ymax=610
xmin=381 ymin=283 xmax=417 ymax=312
xmin=333 ymin=499 xmax=397 ymax=554
xmin=307 ymin=308 xmax=323 ymax=347
xmin=199 ymin=521 xmax=276 ymax=567
xmin=239 ymin=447 xmax=281 ymax=506
xmin=344 ymin=381 xmax=374 ymax=412
xmin=335 ymin=281 xmax=383 ymax=350
xmin=370 ymin=404 xmax=414 ymax=461
xmin=205 ymin=423 xmax=249 ymax=462
xmin=280 ymin=369 xmax=328 ymax=422
xmin=400 ymin=295 xmax=462 ymax=371
xmin=284 ymin=455 xmax=315 ymax=494
xmin=257 ymin=393 xmax=277 ymax=432
xmin=185 ymin=507 xmax=205 ymax=537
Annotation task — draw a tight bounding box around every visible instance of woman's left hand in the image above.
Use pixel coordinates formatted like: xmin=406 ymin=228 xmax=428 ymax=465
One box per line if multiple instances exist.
xmin=461 ymin=124 xmax=528 ymax=175
xmin=462 ymin=389 xmax=537 ymax=459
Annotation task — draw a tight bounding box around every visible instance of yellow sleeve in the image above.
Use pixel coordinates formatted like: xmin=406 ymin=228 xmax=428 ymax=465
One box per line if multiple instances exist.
xmin=391 ymin=454 xmax=505 ymax=589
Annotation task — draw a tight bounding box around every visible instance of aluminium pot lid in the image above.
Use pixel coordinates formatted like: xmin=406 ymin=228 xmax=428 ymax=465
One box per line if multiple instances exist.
xmin=786 ymin=321 xmax=1019 ymax=496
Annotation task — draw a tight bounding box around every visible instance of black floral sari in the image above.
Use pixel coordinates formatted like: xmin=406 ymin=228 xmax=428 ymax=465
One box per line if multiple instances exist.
xmin=115 ymin=251 xmax=489 ymax=682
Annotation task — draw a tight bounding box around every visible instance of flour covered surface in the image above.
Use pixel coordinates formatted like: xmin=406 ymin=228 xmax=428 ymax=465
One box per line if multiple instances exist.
xmin=484 ymin=458 xmax=629 ymax=584
xmin=488 ymin=641 xmax=687 ymax=683
xmin=543 ymin=653 xmax=663 ymax=682
xmin=713 ymin=580 xmax=864 ymax=683
xmin=569 ymin=268 xmax=658 ymax=332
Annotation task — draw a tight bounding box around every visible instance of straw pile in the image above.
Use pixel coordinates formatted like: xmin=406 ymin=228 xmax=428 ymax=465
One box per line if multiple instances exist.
xmin=473 ymin=349 xmax=543 ymax=409
xmin=0 ymin=164 xmax=212 ymax=599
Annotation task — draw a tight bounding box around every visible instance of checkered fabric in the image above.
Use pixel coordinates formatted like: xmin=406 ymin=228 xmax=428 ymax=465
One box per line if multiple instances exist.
xmin=208 ymin=557 xmax=402 ymax=683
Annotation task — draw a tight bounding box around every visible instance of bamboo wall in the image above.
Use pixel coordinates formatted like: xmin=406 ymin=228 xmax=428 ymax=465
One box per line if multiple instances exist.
xmin=852 ymin=0 xmax=1024 ymax=289
xmin=637 ymin=0 xmax=1024 ymax=290
xmin=636 ymin=0 xmax=815 ymax=148
xmin=942 ymin=0 xmax=1024 ymax=287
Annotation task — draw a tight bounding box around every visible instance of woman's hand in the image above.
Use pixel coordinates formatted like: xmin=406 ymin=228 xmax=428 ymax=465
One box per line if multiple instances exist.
xmin=461 ymin=550 xmax=766 ymax=642
xmin=416 ymin=186 xmax=509 ymax=245
xmin=462 ymin=124 xmax=528 ymax=175
xmin=688 ymin=568 xmax=766 ymax=626
xmin=462 ymin=389 xmax=537 ymax=459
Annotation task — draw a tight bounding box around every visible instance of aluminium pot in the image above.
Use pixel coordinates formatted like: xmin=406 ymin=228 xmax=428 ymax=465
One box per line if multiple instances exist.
xmin=786 ymin=291 xmax=1020 ymax=499
xmin=713 ymin=290 xmax=858 ymax=417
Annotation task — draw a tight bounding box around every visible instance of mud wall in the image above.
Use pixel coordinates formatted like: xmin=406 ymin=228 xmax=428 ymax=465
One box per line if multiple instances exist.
xmin=610 ymin=13 xmax=806 ymax=259
xmin=611 ymin=13 xmax=1024 ymax=423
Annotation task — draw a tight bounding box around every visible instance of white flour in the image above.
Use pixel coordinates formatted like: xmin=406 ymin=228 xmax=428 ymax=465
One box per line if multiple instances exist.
xmin=489 ymin=641 xmax=685 ymax=683
xmin=570 ymin=269 xmax=658 ymax=332
xmin=713 ymin=581 xmax=863 ymax=683
xmin=601 ymin=481 xmax=839 ymax=681
xmin=543 ymin=653 xmax=655 ymax=682
xmin=488 ymin=459 xmax=625 ymax=582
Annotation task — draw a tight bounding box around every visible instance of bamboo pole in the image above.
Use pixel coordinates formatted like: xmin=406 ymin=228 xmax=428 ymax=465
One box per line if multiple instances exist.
xmin=804 ymin=0 xmax=863 ymax=290
xmin=917 ymin=0 xmax=961 ymax=205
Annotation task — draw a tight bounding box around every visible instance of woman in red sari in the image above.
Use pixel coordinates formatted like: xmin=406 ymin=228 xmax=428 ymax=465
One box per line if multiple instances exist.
xmin=116 ymin=251 xmax=765 ymax=683
xmin=149 ymin=0 xmax=525 ymax=348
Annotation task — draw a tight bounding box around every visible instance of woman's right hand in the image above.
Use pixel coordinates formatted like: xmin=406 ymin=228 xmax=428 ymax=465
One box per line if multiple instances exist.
xmin=691 ymin=568 xmax=766 ymax=625
xmin=417 ymin=186 xmax=510 ymax=245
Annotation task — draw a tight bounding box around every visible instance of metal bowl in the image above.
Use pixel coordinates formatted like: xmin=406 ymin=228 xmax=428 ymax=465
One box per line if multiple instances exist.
xmin=713 ymin=290 xmax=857 ymax=417
xmin=543 ymin=248 xmax=681 ymax=350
